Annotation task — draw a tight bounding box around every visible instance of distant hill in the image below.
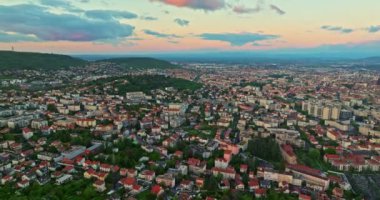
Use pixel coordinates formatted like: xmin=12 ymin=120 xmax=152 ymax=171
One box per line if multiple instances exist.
xmin=0 ymin=51 xmax=86 ymax=70
xmin=99 ymin=57 xmax=179 ymax=69
xmin=0 ymin=51 xmax=178 ymax=70
xmin=356 ymin=56 xmax=380 ymax=64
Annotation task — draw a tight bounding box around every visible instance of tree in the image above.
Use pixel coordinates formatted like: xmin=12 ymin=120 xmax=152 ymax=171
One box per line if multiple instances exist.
xmin=324 ymin=148 xmax=336 ymax=155
xmin=204 ymin=175 xmax=218 ymax=191
xmin=308 ymin=148 xmax=321 ymax=160
xmin=47 ymin=104 xmax=58 ymax=113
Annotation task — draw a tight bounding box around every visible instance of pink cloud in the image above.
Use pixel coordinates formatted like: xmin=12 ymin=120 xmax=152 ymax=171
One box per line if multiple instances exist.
xmin=150 ymin=0 xmax=225 ymax=11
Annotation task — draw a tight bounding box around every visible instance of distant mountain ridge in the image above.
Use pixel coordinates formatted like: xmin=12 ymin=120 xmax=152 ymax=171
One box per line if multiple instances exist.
xmin=98 ymin=57 xmax=178 ymax=69
xmin=0 ymin=51 xmax=179 ymax=70
xmin=0 ymin=51 xmax=86 ymax=70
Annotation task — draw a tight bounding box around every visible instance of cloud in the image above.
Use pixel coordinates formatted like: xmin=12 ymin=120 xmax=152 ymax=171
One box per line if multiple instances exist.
xmin=0 ymin=4 xmax=135 ymax=42
xmin=233 ymin=5 xmax=261 ymax=14
xmin=270 ymin=5 xmax=285 ymax=15
xmin=174 ymin=18 xmax=190 ymax=26
xmin=198 ymin=32 xmax=279 ymax=46
xmin=40 ymin=0 xmax=70 ymax=7
xmin=321 ymin=25 xmax=354 ymax=34
xmin=168 ymin=40 xmax=179 ymax=44
xmin=141 ymin=16 xmax=158 ymax=21
xmin=233 ymin=0 xmax=263 ymax=14
xmin=85 ymin=10 xmax=138 ymax=20
xmin=39 ymin=0 xmax=82 ymax=12
xmin=144 ymin=30 xmax=181 ymax=38
xmin=150 ymin=0 xmax=225 ymax=11
xmin=0 ymin=32 xmax=39 ymax=42
xmin=367 ymin=25 xmax=380 ymax=33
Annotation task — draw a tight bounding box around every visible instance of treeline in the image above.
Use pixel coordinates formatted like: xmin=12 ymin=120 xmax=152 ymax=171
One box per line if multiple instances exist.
xmin=99 ymin=57 xmax=178 ymax=69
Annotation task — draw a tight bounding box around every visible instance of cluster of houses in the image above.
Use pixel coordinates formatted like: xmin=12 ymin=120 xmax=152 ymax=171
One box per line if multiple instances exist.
xmin=0 ymin=66 xmax=379 ymax=199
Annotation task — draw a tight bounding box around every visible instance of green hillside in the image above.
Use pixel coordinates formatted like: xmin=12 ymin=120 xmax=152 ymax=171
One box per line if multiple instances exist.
xmin=99 ymin=57 xmax=179 ymax=69
xmin=0 ymin=51 xmax=179 ymax=70
xmin=0 ymin=51 xmax=86 ymax=70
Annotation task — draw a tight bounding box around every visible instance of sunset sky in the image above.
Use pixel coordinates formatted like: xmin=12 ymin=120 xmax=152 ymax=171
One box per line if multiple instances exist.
xmin=0 ymin=0 xmax=379 ymax=56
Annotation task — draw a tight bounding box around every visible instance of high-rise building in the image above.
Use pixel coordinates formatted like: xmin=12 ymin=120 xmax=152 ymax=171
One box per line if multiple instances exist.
xmin=322 ymin=107 xmax=331 ymax=120
xmin=331 ymin=107 xmax=341 ymax=120
xmin=315 ymin=105 xmax=323 ymax=118
xmin=301 ymin=101 xmax=309 ymax=111
xmin=340 ymin=109 xmax=353 ymax=120
xmin=302 ymin=100 xmax=342 ymax=120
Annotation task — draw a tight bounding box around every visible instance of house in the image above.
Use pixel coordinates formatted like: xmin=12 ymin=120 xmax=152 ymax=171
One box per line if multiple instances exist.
xmin=156 ymin=173 xmax=175 ymax=188
xmin=180 ymin=180 xmax=194 ymax=190
xmin=100 ymin=163 xmax=111 ymax=172
xmin=299 ymin=194 xmax=312 ymax=200
xmin=286 ymin=164 xmax=330 ymax=191
xmin=139 ymin=170 xmax=155 ymax=181
xmin=41 ymin=126 xmax=52 ymax=135
xmin=240 ymin=164 xmax=248 ymax=173
xmin=56 ymin=174 xmax=73 ymax=185
xmin=280 ymin=144 xmax=297 ymax=164
xmin=215 ymin=158 xmax=229 ymax=169
xmin=174 ymin=150 xmax=183 ymax=159
xmin=93 ymin=180 xmax=106 ymax=192
xmin=62 ymin=165 xmax=76 ymax=173
xmin=212 ymin=167 xmax=236 ymax=179
xmin=223 ymin=150 xmax=232 ymax=161
xmin=248 ymin=179 xmax=259 ymax=191
xmin=152 ymin=126 xmax=161 ymax=134
xmin=119 ymin=177 xmax=136 ymax=189
xmin=1 ymin=175 xmax=13 ymax=185
xmin=76 ymin=118 xmax=96 ymax=128
xmin=120 ymin=168 xmax=128 ymax=176
xmin=219 ymin=179 xmax=230 ymax=190
xmin=195 ymin=178 xmax=204 ymax=188
xmin=326 ymin=130 xmax=342 ymax=141
xmin=260 ymin=180 xmax=271 ymax=189
xmin=75 ymin=156 xmax=85 ymax=166
xmin=31 ymin=120 xmax=48 ymax=129
xmin=17 ymin=179 xmax=30 ymax=188
xmin=22 ymin=128 xmax=33 ymax=140
xmin=151 ymin=185 xmax=164 ymax=196
xmin=84 ymin=168 xmax=96 ymax=179
xmin=235 ymin=179 xmax=245 ymax=190
xmin=332 ymin=187 xmax=344 ymax=198
xmin=255 ymin=188 xmax=267 ymax=198
xmin=131 ymin=184 xmax=142 ymax=194
xmin=51 ymin=171 xmax=63 ymax=179
xmin=163 ymin=138 xmax=176 ymax=148
xmin=126 ymin=168 xmax=137 ymax=177
xmin=188 ymin=158 xmax=206 ymax=175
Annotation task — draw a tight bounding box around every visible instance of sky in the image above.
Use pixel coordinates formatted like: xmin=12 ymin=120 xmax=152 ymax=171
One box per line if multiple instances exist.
xmin=0 ymin=0 xmax=379 ymax=57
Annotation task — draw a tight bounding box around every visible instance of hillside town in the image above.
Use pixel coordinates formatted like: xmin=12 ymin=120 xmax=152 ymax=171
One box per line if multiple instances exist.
xmin=0 ymin=64 xmax=380 ymax=200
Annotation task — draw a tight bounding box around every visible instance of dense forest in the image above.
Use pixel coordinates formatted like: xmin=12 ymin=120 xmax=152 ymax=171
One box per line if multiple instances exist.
xmin=0 ymin=179 xmax=104 ymax=200
xmin=247 ymin=137 xmax=284 ymax=170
